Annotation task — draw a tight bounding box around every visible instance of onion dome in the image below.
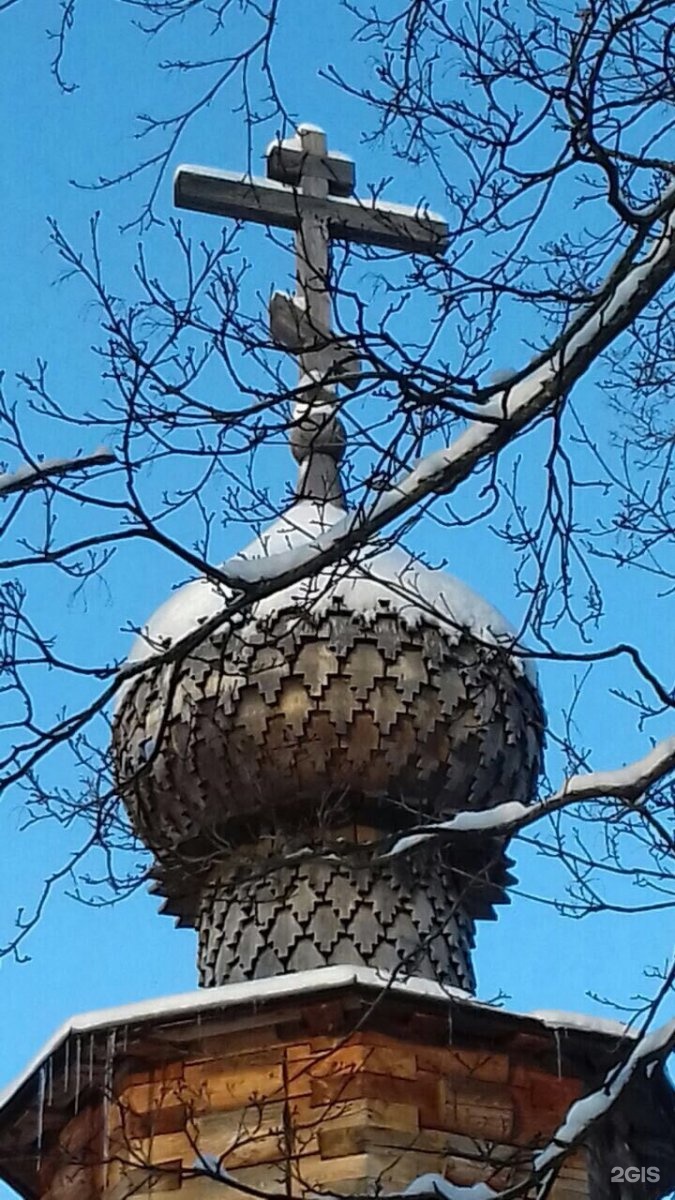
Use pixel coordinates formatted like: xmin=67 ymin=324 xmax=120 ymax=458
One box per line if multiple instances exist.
xmin=113 ymin=122 xmax=543 ymax=993
xmin=113 ymin=499 xmax=543 ymax=994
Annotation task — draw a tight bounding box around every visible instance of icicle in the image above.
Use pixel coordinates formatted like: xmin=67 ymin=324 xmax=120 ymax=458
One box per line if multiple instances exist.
xmin=74 ymin=1037 xmax=82 ymax=1115
xmin=63 ymin=1038 xmax=70 ymax=1094
xmin=553 ymin=1026 xmax=562 ymax=1079
xmin=121 ymin=1024 xmax=129 ymax=1053
xmin=101 ymin=1029 xmax=117 ymax=1179
xmin=46 ymin=1054 xmax=54 ymax=1107
xmin=36 ymin=1065 xmax=46 ymax=1159
xmin=88 ymin=1033 xmax=95 ymax=1085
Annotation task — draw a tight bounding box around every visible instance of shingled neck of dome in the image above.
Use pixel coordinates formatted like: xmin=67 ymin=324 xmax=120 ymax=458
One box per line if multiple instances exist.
xmin=290 ymin=390 xmax=347 ymax=508
xmin=113 ymin=401 xmax=543 ymax=998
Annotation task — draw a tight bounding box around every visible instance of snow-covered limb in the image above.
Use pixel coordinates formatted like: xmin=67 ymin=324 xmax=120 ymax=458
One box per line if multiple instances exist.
xmin=534 ymin=1018 xmax=675 ymax=1172
xmin=212 ymin=191 xmax=675 ymax=594
xmin=0 ymin=447 xmax=115 ymax=498
xmin=550 ymin=735 xmax=675 ymax=802
xmin=391 ymin=1021 xmax=675 ymax=1200
xmin=113 ymin=200 xmax=675 ymax=697
xmin=383 ymin=735 xmax=675 ymax=857
xmin=18 ymin=164 xmax=675 ymax=808
xmin=192 ymin=1160 xmax=500 ymax=1200
xmin=402 ymin=1175 xmax=498 ymax=1200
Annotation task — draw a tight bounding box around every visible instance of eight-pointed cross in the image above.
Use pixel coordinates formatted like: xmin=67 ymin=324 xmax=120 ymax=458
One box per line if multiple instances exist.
xmin=175 ymin=124 xmax=449 ymax=396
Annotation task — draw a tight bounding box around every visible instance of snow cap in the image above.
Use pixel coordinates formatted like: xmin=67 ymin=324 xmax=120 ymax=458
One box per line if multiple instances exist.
xmin=127 ymin=500 xmax=531 ymax=676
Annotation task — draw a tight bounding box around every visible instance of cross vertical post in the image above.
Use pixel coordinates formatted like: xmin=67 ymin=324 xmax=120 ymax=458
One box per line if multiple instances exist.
xmin=267 ymin=124 xmax=352 ymax=507
xmin=294 ymin=125 xmax=331 ymax=358
xmin=266 ymin=123 xmax=359 ymax=396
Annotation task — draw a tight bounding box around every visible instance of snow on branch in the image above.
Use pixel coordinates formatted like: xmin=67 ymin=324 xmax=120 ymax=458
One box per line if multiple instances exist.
xmin=533 ymin=1018 xmax=675 ymax=1172
xmin=391 ymin=1020 xmax=675 ymax=1200
xmin=383 ymin=735 xmax=675 ymax=858
xmin=402 ymin=1175 xmax=497 ymax=1200
xmin=105 ymin=203 xmax=675 ymax=707
xmin=35 ymin=192 xmax=675 ymax=754
xmin=209 ymin=192 xmax=675 ymax=595
xmin=0 ymin=447 xmax=115 ymax=498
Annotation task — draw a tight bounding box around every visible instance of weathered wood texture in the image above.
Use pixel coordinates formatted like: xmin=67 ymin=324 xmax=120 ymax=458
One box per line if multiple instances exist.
xmin=100 ymin=1009 xmax=588 ymax=1200
xmin=37 ymin=1104 xmax=103 ymax=1200
xmin=4 ymin=979 xmax=671 ymax=1200
xmin=196 ymin=846 xmax=476 ymax=991
xmin=173 ymin=170 xmax=449 ymax=255
xmin=114 ymin=608 xmax=543 ymax=988
xmin=115 ymin=616 xmax=542 ymax=854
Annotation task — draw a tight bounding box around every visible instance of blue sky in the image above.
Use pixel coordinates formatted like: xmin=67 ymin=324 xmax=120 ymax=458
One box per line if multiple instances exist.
xmin=0 ymin=0 xmax=673 ymax=1144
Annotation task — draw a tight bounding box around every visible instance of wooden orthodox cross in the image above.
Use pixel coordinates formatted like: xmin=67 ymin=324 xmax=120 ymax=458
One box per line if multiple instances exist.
xmin=174 ymin=124 xmax=449 ymax=502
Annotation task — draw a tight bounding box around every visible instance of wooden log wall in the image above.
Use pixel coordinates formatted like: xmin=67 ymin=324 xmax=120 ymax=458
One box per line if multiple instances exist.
xmin=79 ymin=1004 xmax=591 ymax=1200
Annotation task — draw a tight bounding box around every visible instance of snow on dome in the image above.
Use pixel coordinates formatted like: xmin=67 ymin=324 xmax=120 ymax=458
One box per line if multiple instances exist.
xmin=126 ymin=500 xmax=531 ymax=680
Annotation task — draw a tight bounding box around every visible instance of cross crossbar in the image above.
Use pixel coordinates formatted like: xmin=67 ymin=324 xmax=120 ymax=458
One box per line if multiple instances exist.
xmin=266 ymin=134 xmax=355 ymax=196
xmin=174 ymin=166 xmax=449 ymax=256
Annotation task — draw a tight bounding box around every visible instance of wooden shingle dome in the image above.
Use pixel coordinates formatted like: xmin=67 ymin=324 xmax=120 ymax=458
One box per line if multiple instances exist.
xmin=112 ymin=501 xmax=544 ymax=991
